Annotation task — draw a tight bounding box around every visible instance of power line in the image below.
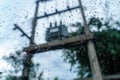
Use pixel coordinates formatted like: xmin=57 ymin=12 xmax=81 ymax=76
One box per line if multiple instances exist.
xmin=0 ymin=32 xmax=13 ymax=40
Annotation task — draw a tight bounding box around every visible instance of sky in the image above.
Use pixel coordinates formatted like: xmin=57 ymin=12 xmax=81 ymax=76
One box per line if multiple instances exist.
xmin=0 ymin=0 xmax=120 ymax=80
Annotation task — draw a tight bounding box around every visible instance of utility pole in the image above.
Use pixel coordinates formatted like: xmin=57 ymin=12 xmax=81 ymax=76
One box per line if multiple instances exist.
xmin=22 ymin=1 xmax=40 ymax=80
xmin=30 ymin=0 xmax=40 ymax=45
xmin=78 ymin=0 xmax=103 ymax=80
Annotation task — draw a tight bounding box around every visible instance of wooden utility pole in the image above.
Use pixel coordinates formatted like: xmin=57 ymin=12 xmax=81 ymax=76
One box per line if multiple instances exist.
xmin=78 ymin=0 xmax=103 ymax=80
xmin=22 ymin=1 xmax=40 ymax=80
xmin=30 ymin=1 xmax=39 ymax=45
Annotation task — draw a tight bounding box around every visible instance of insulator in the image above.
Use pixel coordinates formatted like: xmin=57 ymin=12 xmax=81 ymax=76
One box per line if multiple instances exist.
xmin=21 ymin=34 xmax=24 ymax=37
xmin=67 ymin=5 xmax=70 ymax=10
xmin=55 ymin=21 xmax=57 ymax=27
xmin=60 ymin=20 xmax=62 ymax=26
xmin=44 ymin=12 xmax=48 ymax=17
xmin=55 ymin=9 xmax=58 ymax=13
xmin=13 ymin=27 xmax=17 ymax=30
xmin=50 ymin=22 xmax=52 ymax=28
xmin=38 ymin=0 xmax=51 ymax=3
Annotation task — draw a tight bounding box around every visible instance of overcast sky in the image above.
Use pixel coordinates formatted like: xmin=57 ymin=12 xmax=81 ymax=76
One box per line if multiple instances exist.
xmin=0 ymin=0 xmax=120 ymax=80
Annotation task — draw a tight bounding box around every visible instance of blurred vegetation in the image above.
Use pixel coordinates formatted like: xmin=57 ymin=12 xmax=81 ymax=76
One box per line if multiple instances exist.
xmin=3 ymin=51 xmax=44 ymax=80
xmin=63 ymin=17 xmax=120 ymax=78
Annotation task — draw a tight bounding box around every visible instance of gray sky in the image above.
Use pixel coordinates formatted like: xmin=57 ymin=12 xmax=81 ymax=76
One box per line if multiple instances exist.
xmin=0 ymin=0 xmax=120 ymax=79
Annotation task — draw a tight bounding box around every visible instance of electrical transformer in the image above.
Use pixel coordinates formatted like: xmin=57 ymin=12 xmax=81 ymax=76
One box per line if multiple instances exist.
xmin=45 ymin=21 xmax=68 ymax=42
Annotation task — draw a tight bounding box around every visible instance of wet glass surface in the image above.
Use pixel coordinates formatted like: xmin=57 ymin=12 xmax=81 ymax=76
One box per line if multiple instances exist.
xmin=0 ymin=0 xmax=120 ymax=80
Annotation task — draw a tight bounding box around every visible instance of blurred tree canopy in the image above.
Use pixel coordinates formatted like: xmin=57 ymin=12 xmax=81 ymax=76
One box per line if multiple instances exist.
xmin=3 ymin=51 xmax=44 ymax=80
xmin=63 ymin=17 xmax=120 ymax=78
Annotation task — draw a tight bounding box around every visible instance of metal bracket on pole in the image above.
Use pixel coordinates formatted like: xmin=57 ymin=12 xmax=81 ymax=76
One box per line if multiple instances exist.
xmin=13 ymin=24 xmax=31 ymax=40
xmin=37 ymin=5 xmax=80 ymax=19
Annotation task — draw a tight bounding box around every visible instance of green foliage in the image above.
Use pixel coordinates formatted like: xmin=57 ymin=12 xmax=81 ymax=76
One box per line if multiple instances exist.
xmin=0 ymin=72 xmax=2 ymax=79
xmin=3 ymin=51 xmax=23 ymax=74
xmin=5 ymin=76 xmax=17 ymax=80
xmin=54 ymin=77 xmax=59 ymax=80
xmin=3 ymin=51 xmax=44 ymax=80
xmin=63 ymin=17 xmax=120 ymax=77
xmin=95 ymin=29 xmax=120 ymax=75
xmin=88 ymin=17 xmax=102 ymax=30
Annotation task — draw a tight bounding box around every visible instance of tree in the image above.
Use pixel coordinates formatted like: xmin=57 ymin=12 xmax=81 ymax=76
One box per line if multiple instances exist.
xmin=3 ymin=51 xmax=44 ymax=80
xmin=63 ymin=17 xmax=120 ymax=78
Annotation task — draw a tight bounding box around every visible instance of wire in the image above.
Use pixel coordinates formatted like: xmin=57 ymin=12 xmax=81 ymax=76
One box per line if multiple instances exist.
xmin=18 ymin=17 xmax=33 ymax=26
xmin=0 ymin=32 xmax=15 ymax=40
xmin=0 ymin=24 xmax=14 ymax=39
xmin=0 ymin=25 xmax=31 ymax=40
xmin=15 ymin=0 xmax=35 ymax=26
